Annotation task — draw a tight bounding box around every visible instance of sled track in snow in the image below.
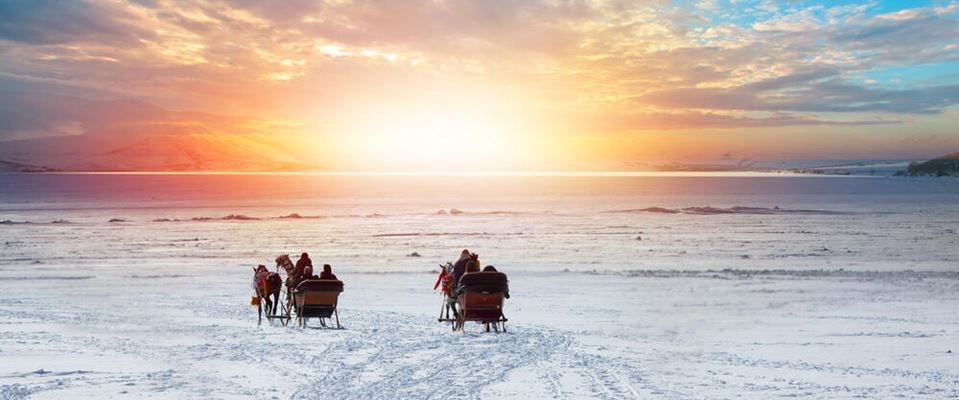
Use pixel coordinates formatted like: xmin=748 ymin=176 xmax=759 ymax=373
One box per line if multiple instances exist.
xmin=285 ymin=309 xmax=647 ymax=400
xmin=291 ymin=310 xmax=567 ymax=400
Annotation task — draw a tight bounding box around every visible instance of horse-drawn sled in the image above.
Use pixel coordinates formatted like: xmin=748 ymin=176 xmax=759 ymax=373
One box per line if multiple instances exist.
xmin=251 ymin=255 xmax=344 ymax=328
xmin=437 ymin=262 xmax=509 ymax=333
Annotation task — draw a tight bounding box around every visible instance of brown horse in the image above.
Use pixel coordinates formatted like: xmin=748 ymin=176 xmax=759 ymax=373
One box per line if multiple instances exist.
xmin=253 ymin=265 xmax=282 ymax=320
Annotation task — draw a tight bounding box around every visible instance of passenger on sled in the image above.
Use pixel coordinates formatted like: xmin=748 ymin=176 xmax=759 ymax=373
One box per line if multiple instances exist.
xmin=479 ymin=265 xmax=509 ymax=299
xmin=319 ymin=264 xmax=337 ymax=280
xmin=449 ymin=249 xmax=478 ymax=294
xmin=455 ymin=265 xmax=509 ymax=298
xmin=293 ymin=252 xmax=312 ymax=283
xmin=299 ymin=263 xmax=337 ymax=281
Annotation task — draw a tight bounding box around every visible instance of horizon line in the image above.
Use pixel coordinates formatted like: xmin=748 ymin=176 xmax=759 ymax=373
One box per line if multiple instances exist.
xmin=5 ymin=170 xmax=874 ymax=178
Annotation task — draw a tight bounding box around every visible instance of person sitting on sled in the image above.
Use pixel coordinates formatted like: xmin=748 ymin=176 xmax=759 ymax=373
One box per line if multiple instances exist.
xmin=319 ymin=264 xmax=337 ymax=280
xmin=302 ymin=264 xmax=318 ymax=280
xmin=482 ymin=265 xmax=510 ymax=299
xmin=450 ymin=249 xmax=477 ymax=292
xmin=293 ymin=252 xmax=312 ymax=284
xmin=454 ymin=253 xmax=482 ymax=297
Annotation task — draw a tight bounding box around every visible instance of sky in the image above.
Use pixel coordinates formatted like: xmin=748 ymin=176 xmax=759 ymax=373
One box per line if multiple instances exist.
xmin=1 ymin=0 xmax=958 ymax=171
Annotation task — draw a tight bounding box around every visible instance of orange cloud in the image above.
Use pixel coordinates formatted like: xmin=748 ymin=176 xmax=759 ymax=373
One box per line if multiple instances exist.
xmin=1 ymin=0 xmax=958 ymax=170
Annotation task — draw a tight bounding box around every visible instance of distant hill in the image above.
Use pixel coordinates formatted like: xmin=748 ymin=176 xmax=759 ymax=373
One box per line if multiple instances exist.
xmin=0 ymin=92 xmax=316 ymax=172
xmin=902 ymin=151 xmax=959 ymax=177
xmin=0 ymin=159 xmax=58 ymax=173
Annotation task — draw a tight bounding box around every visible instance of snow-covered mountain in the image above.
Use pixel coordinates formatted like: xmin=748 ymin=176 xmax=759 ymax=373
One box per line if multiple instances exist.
xmin=0 ymin=92 xmax=313 ymax=171
xmin=903 ymin=151 xmax=959 ymax=177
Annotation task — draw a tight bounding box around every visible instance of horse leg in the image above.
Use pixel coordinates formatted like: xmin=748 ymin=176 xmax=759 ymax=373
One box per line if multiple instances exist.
xmin=257 ymin=298 xmax=262 ymax=325
xmin=286 ymin=286 xmax=294 ymax=311
xmin=450 ymin=298 xmax=460 ymax=319
xmin=271 ymin=291 xmax=279 ymax=316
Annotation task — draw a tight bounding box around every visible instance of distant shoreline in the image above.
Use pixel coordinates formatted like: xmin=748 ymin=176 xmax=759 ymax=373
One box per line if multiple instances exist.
xmin=0 ymin=170 xmax=873 ymax=178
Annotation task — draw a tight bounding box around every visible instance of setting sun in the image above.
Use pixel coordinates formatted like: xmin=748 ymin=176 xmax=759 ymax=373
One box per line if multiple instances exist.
xmin=314 ymin=85 xmax=542 ymax=171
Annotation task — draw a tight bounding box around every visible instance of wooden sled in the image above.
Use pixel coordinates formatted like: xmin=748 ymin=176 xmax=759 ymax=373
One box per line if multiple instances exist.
xmin=453 ymin=272 xmax=508 ymax=333
xmin=293 ymin=279 xmax=344 ymax=328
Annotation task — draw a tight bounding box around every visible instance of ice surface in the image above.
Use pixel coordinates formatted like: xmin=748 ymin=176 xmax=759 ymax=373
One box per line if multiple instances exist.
xmin=1 ymin=174 xmax=958 ymax=399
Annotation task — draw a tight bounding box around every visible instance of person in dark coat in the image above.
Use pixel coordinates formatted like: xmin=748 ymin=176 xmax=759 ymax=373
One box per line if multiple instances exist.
xmin=482 ymin=265 xmax=509 ymax=298
xmin=319 ymin=264 xmax=337 ymax=280
xmin=449 ymin=249 xmax=473 ymax=292
xmin=303 ymin=264 xmax=317 ymax=280
xmin=293 ymin=252 xmax=312 ymax=283
xmin=447 ymin=249 xmax=474 ymax=317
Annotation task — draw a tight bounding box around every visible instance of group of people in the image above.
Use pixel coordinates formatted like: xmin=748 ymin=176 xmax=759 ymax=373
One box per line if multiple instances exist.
xmin=444 ymin=249 xmax=509 ymax=299
xmin=265 ymin=249 xmax=506 ymax=300
xmin=289 ymin=252 xmax=338 ymax=286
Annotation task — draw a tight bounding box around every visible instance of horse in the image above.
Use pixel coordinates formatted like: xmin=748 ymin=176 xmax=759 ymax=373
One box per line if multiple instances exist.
xmin=275 ymin=254 xmax=298 ymax=308
xmin=436 ymin=261 xmax=457 ymax=324
xmin=253 ymin=265 xmax=283 ymax=321
xmin=438 ymin=253 xmax=480 ymax=326
xmin=275 ymin=254 xmax=295 ymax=277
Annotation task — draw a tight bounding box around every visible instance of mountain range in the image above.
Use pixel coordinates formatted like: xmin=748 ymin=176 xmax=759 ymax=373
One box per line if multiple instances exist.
xmin=0 ymin=92 xmax=312 ymax=172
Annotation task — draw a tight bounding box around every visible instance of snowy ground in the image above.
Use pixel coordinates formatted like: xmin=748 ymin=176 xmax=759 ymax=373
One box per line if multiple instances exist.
xmin=2 ymin=174 xmax=959 ymax=399
xmin=2 ymin=267 xmax=958 ymax=399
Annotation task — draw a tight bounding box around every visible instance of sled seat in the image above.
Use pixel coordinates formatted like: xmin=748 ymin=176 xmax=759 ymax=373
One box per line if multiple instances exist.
xmin=294 ymin=279 xmax=343 ymax=319
xmin=456 ymin=272 xmax=508 ymax=322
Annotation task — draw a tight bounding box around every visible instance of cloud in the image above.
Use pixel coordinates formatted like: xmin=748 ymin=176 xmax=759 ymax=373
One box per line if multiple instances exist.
xmin=0 ymin=0 xmax=149 ymax=45
xmin=0 ymin=0 xmax=957 ymax=135
xmin=595 ymin=110 xmax=897 ymax=131
xmin=832 ymin=7 xmax=959 ymax=64
xmin=636 ymin=75 xmax=959 ymax=115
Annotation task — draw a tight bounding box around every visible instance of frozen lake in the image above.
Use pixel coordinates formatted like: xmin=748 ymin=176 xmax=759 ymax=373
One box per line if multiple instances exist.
xmin=1 ymin=173 xmax=958 ymax=399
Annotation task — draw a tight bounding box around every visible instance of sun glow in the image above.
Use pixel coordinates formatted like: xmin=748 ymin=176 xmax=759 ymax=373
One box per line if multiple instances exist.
xmin=323 ymin=90 xmax=541 ymax=171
